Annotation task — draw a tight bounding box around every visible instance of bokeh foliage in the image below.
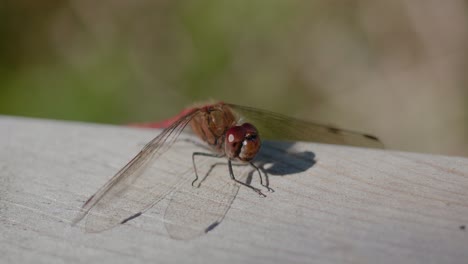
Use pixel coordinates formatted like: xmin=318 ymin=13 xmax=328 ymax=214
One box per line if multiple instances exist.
xmin=1 ymin=0 xmax=467 ymax=155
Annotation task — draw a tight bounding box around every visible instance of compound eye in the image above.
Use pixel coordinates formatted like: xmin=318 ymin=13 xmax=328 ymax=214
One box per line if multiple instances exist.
xmin=239 ymin=125 xmax=260 ymax=161
xmin=241 ymin=123 xmax=257 ymax=140
xmin=241 ymin=123 xmax=257 ymax=133
xmin=224 ymin=126 xmax=246 ymax=159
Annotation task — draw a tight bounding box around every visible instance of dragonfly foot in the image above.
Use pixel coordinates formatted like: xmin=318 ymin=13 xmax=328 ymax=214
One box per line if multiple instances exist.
xmin=237 ymin=181 xmax=266 ymax=197
xmin=251 ymin=187 xmax=267 ymax=197
xmin=244 ymin=183 xmax=266 ymax=197
xmin=256 ymin=190 xmax=267 ymax=198
xmin=191 ymin=179 xmax=201 ymax=188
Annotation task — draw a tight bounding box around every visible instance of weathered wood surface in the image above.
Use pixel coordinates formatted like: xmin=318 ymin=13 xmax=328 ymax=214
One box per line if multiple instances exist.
xmin=0 ymin=116 xmax=467 ymax=264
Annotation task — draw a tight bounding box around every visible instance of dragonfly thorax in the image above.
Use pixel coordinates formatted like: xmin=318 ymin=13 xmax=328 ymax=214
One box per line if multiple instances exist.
xmin=190 ymin=103 xmax=237 ymax=152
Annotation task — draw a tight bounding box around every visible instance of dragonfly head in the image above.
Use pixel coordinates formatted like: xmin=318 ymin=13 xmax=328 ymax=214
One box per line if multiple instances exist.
xmin=225 ymin=123 xmax=261 ymax=162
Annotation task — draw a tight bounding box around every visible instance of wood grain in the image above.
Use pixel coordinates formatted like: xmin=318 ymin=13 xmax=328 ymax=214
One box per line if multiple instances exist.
xmin=0 ymin=116 xmax=467 ymax=264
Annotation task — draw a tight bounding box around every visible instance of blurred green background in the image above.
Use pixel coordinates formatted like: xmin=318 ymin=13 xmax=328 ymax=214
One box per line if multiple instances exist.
xmin=1 ymin=0 xmax=467 ymax=156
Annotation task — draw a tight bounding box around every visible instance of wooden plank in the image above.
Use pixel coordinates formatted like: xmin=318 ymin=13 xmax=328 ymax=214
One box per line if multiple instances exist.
xmin=0 ymin=115 xmax=467 ymax=264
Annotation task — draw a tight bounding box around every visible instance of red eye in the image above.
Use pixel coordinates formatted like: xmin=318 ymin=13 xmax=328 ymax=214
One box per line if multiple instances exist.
xmin=224 ymin=126 xmax=246 ymax=159
xmin=241 ymin=123 xmax=257 ymax=134
xmin=224 ymin=123 xmax=261 ymax=162
xmin=238 ymin=123 xmax=260 ymax=161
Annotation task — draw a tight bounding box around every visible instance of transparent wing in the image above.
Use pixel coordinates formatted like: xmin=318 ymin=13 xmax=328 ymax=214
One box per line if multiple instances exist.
xmin=72 ymin=109 xmax=200 ymax=232
xmin=228 ymin=104 xmax=384 ymax=149
xmin=164 ymin=157 xmax=241 ymax=240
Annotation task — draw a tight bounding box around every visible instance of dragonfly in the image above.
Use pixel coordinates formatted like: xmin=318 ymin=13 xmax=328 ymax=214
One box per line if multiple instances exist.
xmin=72 ymin=102 xmax=383 ymax=239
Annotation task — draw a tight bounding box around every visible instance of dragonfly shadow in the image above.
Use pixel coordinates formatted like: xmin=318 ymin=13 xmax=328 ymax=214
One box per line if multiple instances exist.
xmin=195 ymin=140 xmax=316 ymax=191
xmin=255 ymin=141 xmax=316 ymax=176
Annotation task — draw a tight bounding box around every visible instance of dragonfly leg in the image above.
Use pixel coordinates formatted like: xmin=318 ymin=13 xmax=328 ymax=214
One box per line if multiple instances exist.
xmin=228 ymin=159 xmax=266 ymax=197
xmin=249 ymin=162 xmax=274 ymax=193
xmin=192 ymin=152 xmax=224 ymax=187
